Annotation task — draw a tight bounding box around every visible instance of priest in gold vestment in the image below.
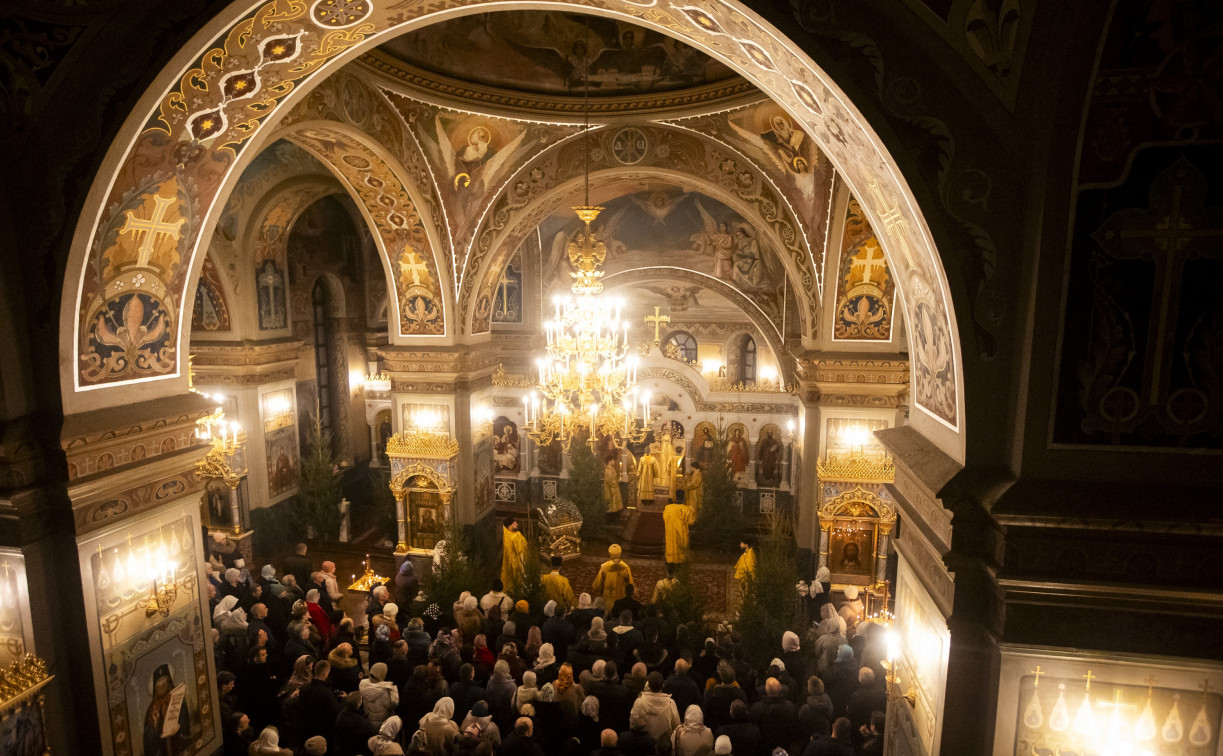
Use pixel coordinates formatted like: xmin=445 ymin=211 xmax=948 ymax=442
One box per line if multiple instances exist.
xmin=680 ymin=462 xmax=703 ymax=515
xmin=635 ymin=443 xmax=660 ymax=505
xmin=501 ymin=516 xmax=527 ymax=594
xmin=604 ymin=458 xmax=623 ymax=514
xmin=592 ymin=543 xmax=633 ymax=607
xmin=662 ymin=499 xmax=695 ymax=566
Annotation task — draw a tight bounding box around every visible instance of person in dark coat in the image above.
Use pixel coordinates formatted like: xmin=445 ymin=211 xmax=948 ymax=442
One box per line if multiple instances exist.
xmin=844 ymin=668 xmax=886 ymax=736
xmin=801 ymin=716 xmax=854 ymax=756
xmin=858 ymin=710 xmax=885 ymax=756
xmin=449 ymin=663 xmax=487 ymax=722
xmin=714 ymin=700 xmax=760 ymax=756
xmin=282 ymin=543 xmax=313 ymax=591
xmin=702 ymin=663 xmax=747 ymax=732
xmin=591 ymin=729 xmax=626 ymax=756
xmin=497 ymin=717 xmax=546 ymax=756
xmin=797 ymin=676 xmax=834 ymax=740
xmin=385 ymin=640 xmax=413 ymax=690
xmin=587 ymin=661 xmax=635 ymax=734
xmin=610 ymin=583 xmax=642 ymax=622
xmin=542 ymin=604 xmax=577 ymax=661
xmin=404 ymin=617 xmax=433 ymax=668
xmin=294 ymin=659 xmax=341 ymax=745
xmin=238 ymin=646 xmax=279 ymax=729
xmin=333 ymin=691 xmax=380 ymax=756
xmin=749 ymin=678 xmax=800 ymax=756
xmin=394 ymin=559 xmax=419 ymax=611
xmin=661 ymin=658 xmax=701 ymax=721
xmin=820 ymin=646 xmax=859 ymax=719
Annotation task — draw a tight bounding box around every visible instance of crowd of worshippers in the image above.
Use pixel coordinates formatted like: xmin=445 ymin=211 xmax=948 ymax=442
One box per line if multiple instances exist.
xmin=208 ymin=543 xmax=886 ymax=756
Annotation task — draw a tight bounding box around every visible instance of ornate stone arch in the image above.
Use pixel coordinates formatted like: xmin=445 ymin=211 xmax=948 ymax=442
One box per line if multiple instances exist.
xmin=390 ymin=461 xmax=452 ymax=495
xmin=819 ymin=486 xmax=895 ymax=523
xmin=278 ymin=120 xmax=453 ymax=341
xmin=58 ymin=0 xmax=966 ymax=460
xmin=462 ymin=123 xmax=820 ymax=337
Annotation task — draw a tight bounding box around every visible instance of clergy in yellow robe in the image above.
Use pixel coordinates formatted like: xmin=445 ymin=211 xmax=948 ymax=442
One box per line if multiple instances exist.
xmin=662 ymin=501 xmax=695 ymax=565
xmin=501 ymin=517 xmax=528 ymax=594
xmin=680 ymin=464 xmax=703 ymax=515
xmin=604 ymin=459 xmax=624 ymax=514
xmin=734 ymin=541 xmax=757 ymax=582
xmin=636 ymin=446 xmax=659 ymax=504
xmin=540 ymin=555 xmax=576 ymax=608
xmin=592 ymin=544 xmax=633 ymax=607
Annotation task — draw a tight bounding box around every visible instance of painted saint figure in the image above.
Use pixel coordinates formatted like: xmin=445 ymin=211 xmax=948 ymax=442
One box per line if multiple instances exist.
xmin=757 ymin=430 xmax=782 ymax=483
xmin=143 ymin=663 xmax=190 ymax=756
xmin=728 ymin=428 xmax=749 ymax=474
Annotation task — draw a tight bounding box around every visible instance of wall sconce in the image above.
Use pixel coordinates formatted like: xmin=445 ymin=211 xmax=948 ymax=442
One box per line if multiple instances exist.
xmin=364 ymin=371 xmax=391 ymax=392
xmin=263 ymin=393 xmax=294 ymax=432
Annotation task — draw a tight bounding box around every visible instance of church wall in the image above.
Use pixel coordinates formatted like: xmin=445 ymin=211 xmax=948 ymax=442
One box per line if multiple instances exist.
xmin=75 ymin=497 xmax=220 ymax=756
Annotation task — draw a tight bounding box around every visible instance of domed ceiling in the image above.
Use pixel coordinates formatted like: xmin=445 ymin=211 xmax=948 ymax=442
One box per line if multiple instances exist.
xmin=369 ymin=11 xmax=754 ymax=111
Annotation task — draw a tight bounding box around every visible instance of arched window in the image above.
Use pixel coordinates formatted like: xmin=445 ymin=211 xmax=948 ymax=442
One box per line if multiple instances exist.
xmin=312 ymin=281 xmax=333 ymax=435
xmin=664 ymin=331 xmax=698 ymax=363
xmin=737 ymin=334 xmax=757 ymax=384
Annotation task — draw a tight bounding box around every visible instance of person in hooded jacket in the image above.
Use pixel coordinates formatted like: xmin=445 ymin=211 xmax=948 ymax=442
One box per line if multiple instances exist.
xmin=247 ymin=725 xmax=293 ymax=756
xmin=616 ymin=709 xmax=658 ymax=756
xmin=418 ymin=698 xmax=460 ymax=756
xmin=671 ymin=705 xmax=714 ymax=756
xmin=629 ymin=672 xmax=680 ymax=742
xmin=361 ymin=662 xmax=401 ymax=725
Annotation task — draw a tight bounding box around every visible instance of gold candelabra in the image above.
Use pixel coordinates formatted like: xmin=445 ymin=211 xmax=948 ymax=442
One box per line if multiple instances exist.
xmin=348 ymin=554 xmax=386 ymax=592
xmin=0 ymin=654 xmax=52 ymax=708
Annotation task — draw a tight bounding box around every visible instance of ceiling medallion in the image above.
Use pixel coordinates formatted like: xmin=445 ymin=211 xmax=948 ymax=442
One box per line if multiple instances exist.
xmin=611 ymin=127 xmax=650 ymax=165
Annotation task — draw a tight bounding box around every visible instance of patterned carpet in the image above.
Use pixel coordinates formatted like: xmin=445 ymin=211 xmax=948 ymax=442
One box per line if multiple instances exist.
xmin=559 ymin=553 xmax=736 ymax=616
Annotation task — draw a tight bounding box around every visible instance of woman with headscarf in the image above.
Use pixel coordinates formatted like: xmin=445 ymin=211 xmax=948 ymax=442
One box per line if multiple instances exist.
xmin=281 ymin=654 xmax=314 ymax=697
xmin=522 ymin=625 xmax=543 ymax=664
xmin=394 ymin=559 xmax=418 ymax=609
xmin=814 ymin=604 xmax=848 ymax=675
xmin=577 ymin=695 xmax=603 ymax=755
xmin=456 ymin=594 xmax=484 ymax=643
xmin=570 ymin=593 xmax=597 ymax=636
xmin=532 ymin=683 xmax=569 ymax=751
xmin=214 ymin=595 xmax=249 ymax=636
xmin=328 ymin=642 xmax=362 ymax=694
xmin=484 ymin=659 xmax=517 ymax=730
xmin=367 ymin=714 xmax=404 ymax=756
xmin=494 ymin=620 xmax=518 ymax=655
xmin=511 ymin=670 xmax=540 ymax=714
xmin=779 ymin=630 xmax=807 ymax=702
xmin=553 ymin=663 xmax=585 ymax=716
xmin=497 ymin=641 xmax=527 ymax=683
xmin=822 ymin=644 xmax=861 ymax=718
xmin=247 ymin=725 xmax=292 ymax=755
xmin=418 ymin=697 xmax=460 ymax=756
xmin=532 ymin=642 xmax=559 ymax=686
xmin=809 ymin=566 xmax=831 ymax=618
xmin=430 ymin=627 xmax=462 ymax=678
xmin=671 ymin=705 xmax=714 ymax=756
xmin=303 ymin=588 xmax=330 ymax=643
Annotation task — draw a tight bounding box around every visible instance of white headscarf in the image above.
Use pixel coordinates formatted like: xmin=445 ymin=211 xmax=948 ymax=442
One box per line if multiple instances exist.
xmin=534 ymin=643 xmax=556 ymax=669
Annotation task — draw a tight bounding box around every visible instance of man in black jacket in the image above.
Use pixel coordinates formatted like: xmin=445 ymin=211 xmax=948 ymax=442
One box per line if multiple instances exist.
xmin=498 ymin=717 xmax=546 ymax=756
xmin=282 ymin=542 xmax=313 ymax=591
xmin=714 ymin=700 xmax=760 ymax=756
xmin=801 ymin=717 xmax=854 ymax=756
xmin=588 ymin=661 xmax=635 ymax=733
xmin=703 ymin=662 xmax=748 ymax=732
xmin=294 ymin=659 xmax=341 ymax=745
xmin=750 ymin=677 xmax=800 ymax=756
xmin=542 ymin=602 xmax=577 ymax=661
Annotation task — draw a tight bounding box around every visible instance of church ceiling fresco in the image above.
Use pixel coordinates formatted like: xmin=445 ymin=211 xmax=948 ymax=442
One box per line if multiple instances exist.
xmin=288 ymin=126 xmax=446 ymax=336
xmin=668 ymin=100 xmax=836 ymax=256
xmin=378 ymin=11 xmax=737 ymax=98
xmin=381 ymin=90 xmax=581 ymax=271
xmin=1052 ymin=0 xmax=1223 ymax=450
xmin=64 ymin=0 xmax=963 ymax=440
xmin=464 ymin=124 xmax=817 ymax=343
xmin=833 ymin=197 xmax=895 ymax=341
xmin=539 ymin=182 xmax=793 ymax=334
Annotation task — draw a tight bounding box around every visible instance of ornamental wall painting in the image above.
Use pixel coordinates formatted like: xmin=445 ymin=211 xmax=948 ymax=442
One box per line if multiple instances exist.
xmin=104 ymin=602 xmax=212 ymax=756
xmin=265 ymin=426 xmax=298 ymax=498
xmin=79 ymin=175 xmax=192 ymax=386
xmin=379 ymin=11 xmax=735 ymax=98
xmin=289 ymin=127 xmax=445 ymax=336
xmin=1055 ymin=151 xmax=1223 ymax=448
xmin=675 ymin=101 xmax=835 ymax=247
xmin=191 ymin=254 xmax=231 ymax=333
xmin=492 ymin=251 xmax=524 ymax=325
xmin=492 ymin=416 xmax=521 ymax=475
xmin=539 ymin=184 xmax=790 ymax=330
xmin=383 ymin=93 xmax=578 ymax=256
xmin=255 ymin=260 xmax=288 ymax=330
xmin=755 ymin=423 xmax=784 ymax=486
xmin=474 ymin=436 xmax=494 ymax=519
xmin=833 ymin=197 xmax=894 ymax=341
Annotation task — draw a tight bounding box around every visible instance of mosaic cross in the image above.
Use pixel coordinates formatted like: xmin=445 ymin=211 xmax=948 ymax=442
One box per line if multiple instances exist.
xmin=120 ymin=194 xmax=184 ymax=269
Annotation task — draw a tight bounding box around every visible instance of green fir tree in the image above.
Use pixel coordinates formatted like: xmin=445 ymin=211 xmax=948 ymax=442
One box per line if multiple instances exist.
xmin=299 ymin=413 xmax=342 ymax=540
xmin=566 ymin=430 xmax=606 ymax=537
xmin=736 ymin=513 xmax=801 ymax=669
xmin=425 ymin=513 xmax=481 ymax=609
xmin=694 ymin=423 xmax=743 ymax=550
